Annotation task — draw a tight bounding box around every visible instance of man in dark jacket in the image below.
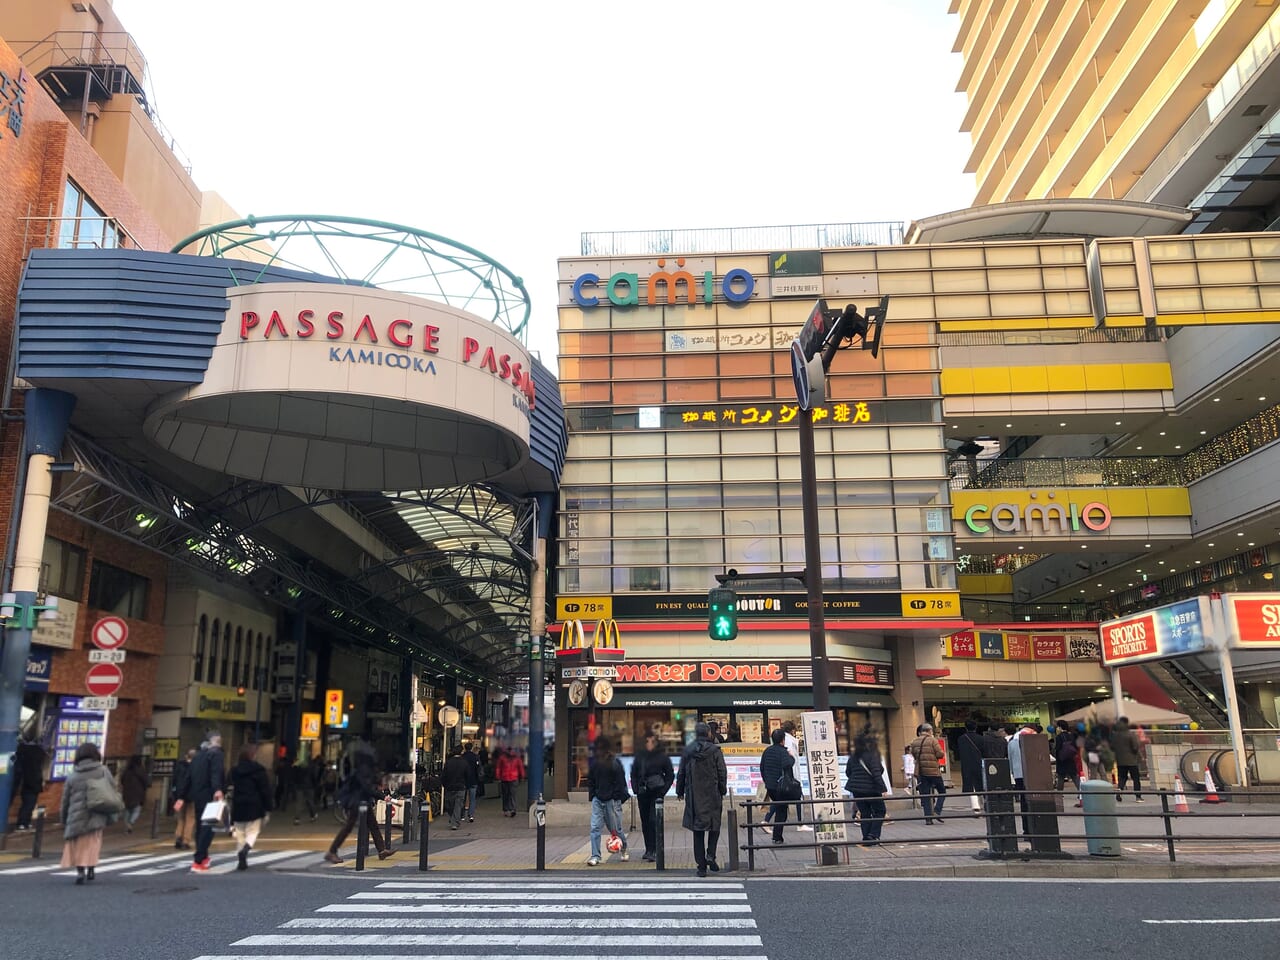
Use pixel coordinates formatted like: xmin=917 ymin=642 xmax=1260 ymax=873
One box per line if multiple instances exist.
xmin=461 ymin=742 xmax=482 ymax=823
xmin=1112 ymin=718 xmax=1145 ymax=802
xmin=325 ymin=734 xmax=394 ymax=862
xmin=757 ymin=728 xmax=793 ymax=844
xmin=440 ymin=745 xmax=470 ymax=830
xmin=12 ymin=734 xmax=45 ymax=831
xmin=586 ymin=735 xmax=630 ymax=865
xmin=629 ymin=731 xmax=675 ymax=861
xmin=182 ymin=732 xmax=225 ymax=872
xmin=957 ymin=720 xmax=984 ymax=814
xmin=676 ymin=722 xmax=727 ymax=877
xmin=171 ymin=748 xmax=196 ymax=849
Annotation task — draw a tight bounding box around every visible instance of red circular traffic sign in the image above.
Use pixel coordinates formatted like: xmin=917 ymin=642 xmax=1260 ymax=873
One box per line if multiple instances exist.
xmin=91 ymin=616 xmax=129 ymax=650
xmin=85 ymin=662 xmax=123 ymax=697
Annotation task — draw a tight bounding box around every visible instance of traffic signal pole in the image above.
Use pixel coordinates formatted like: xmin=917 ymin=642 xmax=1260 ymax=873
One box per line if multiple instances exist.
xmin=798 ymin=406 xmax=830 ymax=712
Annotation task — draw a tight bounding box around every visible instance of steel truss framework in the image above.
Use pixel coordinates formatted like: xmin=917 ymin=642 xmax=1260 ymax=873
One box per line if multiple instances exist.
xmin=51 ymin=433 xmax=534 ymax=687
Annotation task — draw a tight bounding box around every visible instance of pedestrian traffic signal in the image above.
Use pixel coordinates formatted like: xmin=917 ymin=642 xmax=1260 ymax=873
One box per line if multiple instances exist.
xmin=708 ymin=587 xmax=738 ymax=640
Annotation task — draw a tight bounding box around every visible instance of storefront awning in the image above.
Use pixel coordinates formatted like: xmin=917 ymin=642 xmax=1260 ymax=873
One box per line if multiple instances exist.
xmin=610 ymin=688 xmax=898 ymax=710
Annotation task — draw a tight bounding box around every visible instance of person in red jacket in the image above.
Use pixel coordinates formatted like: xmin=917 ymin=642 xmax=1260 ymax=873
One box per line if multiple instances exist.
xmin=494 ymin=747 xmax=526 ymax=817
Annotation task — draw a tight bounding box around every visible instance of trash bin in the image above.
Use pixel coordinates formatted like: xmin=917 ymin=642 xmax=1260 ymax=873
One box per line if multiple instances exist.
xmin=1080 ymin=779 xmax=1121 ymax=858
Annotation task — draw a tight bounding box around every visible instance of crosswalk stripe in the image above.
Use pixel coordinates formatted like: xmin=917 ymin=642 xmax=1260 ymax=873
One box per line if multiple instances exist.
xmin=318 ymin=903 xmax=754 ymax=914
xmin=194 ymin=955 xmax=769 ymax=960
xmin=282 ymin=917 xmax=758 ymax=929
xmin=204 ymin=850 xmax=312 ymax=875
xmin=124 ymin=849 xmax=311 ymax=876
xmin=54 ymin=852 xmax=191 ymax=876
xmin=234 ymin=934 xmax=764 ymax=946
xmin=349 ymin=890 xmax=748 ymax=902
xmin=374 ymin=881 xmax=744 ymax=890
xmin=1 ymin=852 xmax=155 ymax=875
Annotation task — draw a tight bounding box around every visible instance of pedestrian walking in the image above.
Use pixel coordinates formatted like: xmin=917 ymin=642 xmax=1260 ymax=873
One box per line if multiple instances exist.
xmin=586 ymin=735 xmax=629 ymax=866
xmin=12 ymin=733 xmax=45 ymax=830
xmin=629 ymin=730 xmax=674 ymax=860
xmin=290 ymin=753 xmax=318 ymax=824
xmin=1053 ymin=720 xmax=1082 ymax=806
xmin=781 ymin=720 xmax=810 ymax=831
xmin=229 ymin=743 xmax=273 ymax=870
xmin=757 ymin=727 xmax=794 ymax=845
xmin=460 ymin=742 xmax=482 ymax=822
xmin=494 ymin=746 xmax=525 ymax=818
xmin=60 ymin=742 xmax=119 ymax=885
xmin=845 ymin=728 xmax=888 ymax=844
xmin=441 ymin=745 xmax=470 ymax=830
xmin=675 ymin=721 xmax=727 ymax=877
xmin=908 ymin=723 xmax=947 ymax=824
xmin=957 ymin=720 xmax=984 ymax=814
xmin=180 ymin=731 xmax=226 ymax=872
xmin=1112 ymin=717 xmax=1145 ymax=802
xmin=119 ymin=755 xmax=149 ymax=832
xmin=273 ymin=749 xmax=293 ymax=812
xmin=325 ymin=732 xmax=395 ymax=863
xmin=171 ymin=748 xmax=197 ymax=849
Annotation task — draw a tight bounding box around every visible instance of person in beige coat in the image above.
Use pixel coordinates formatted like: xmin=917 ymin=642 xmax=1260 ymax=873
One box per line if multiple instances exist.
xmin=60 ymin=742 xmax=117 ymax=884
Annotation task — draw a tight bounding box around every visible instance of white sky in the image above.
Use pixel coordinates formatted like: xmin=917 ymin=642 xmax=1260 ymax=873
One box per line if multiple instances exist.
xmin=112 ymin=0 xmax=976 ymax=370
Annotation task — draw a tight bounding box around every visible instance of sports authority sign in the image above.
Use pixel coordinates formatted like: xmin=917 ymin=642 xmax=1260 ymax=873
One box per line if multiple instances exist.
xmin=85 ymin=662 xmax=123 ymax=698
xmin=1098 ymin=597 xmax=1213 ymax=666
xmin=91 ymin=616 xmax=128 ymax=650
xmin=1222 ymin=593 xmax=1280 ymax=647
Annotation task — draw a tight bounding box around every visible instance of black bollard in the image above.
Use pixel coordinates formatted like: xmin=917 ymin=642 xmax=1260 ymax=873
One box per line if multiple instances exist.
xmin=402 ymin=798 xmax=414 ymax=846
xmin=727 ymin=806 xmax=739 ymax=872
xmin=355 ymin=803 xmax=369 ymax=871
xmin=654 ymin=795 xmax=665 ymax=872
xmin=418 ymin=801 xmax=430 ymax=872
xmin=535 ymin=794 xmax=546 ymax=871
xmin=384 ymin=799 xmax=394 ymax=851
xmin=31 ymin=807 xmax=46 ymax=859
xmin=150 ymin=797 xmax=161 ymax=840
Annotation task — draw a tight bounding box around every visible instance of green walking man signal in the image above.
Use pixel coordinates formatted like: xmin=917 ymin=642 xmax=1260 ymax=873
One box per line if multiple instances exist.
xmin=707 ymin=587 xmax=739 ymax=641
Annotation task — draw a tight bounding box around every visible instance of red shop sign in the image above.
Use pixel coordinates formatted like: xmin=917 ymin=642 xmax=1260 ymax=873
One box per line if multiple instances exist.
xmin=1099 ymin=613 xmax=1158 ymax=663
xmin=1031 ymin=634 xmax=1067 ymax=661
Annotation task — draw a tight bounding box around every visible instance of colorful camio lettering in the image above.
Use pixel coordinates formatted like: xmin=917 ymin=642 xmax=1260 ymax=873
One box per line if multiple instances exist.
xmin=571 ymin=259 xmax=755 ymax=307
xmin=963 ymin=492 xmax=1112 ymax=534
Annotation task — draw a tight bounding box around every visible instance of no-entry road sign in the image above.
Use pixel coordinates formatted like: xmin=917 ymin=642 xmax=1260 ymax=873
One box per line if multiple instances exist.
xmin=85 ymin=662 xmax=124 ymax=698
xmin=91 ymin=616 xmax=129 ymax=650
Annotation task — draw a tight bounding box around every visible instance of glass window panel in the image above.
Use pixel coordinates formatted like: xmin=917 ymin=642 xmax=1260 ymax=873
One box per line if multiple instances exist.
xmin=930 ymin=245 xmax=985 ymax=267
xmin=611 ymin=487 xmax=667 ymax=510
xmin=1155 ymin=288 xmax=1204 ymax=312
xmin=890 ymin=426 xmax=943 ymax=451
xmin=667 ymin=432 xmax=719 ymax=455
xmin=1197 ymin=259 xmax=1256 ymax=284
xmin=562 ymin=566 xmax=611 ymax=593
xmin=668 ymin=457 xmax=721 ymax=482
xmin=883 ymin=347 xmax=935 ymax=371
xmin=723 ymin=457 xmax=777 ymax=481
xmin=1038 ymin=243 xmax=1086 ymax=264
xmin=722 ymin=430 xmax=776 ymax=454
xmin=987 ymin=267 xmax=1044 ymax=291
xmin=840 ymin=507 xmax=895 ymax=534
xmin=894 ymin=480 xmax=949 ymax=505
xmin=932 ymin=269 xmax=988 ymax=293
xmin=665 ymin=355 xmax=718 ymax=379
xmin=562 ymin=461 xmax=611 ymax=484
xmin=614 ymin=356 xmax=663 ymax=379
xmin=935 ymin=294 xmax=991 ymax=318
xmin=834 ymin=452 xmax=891 ymax=476
xmin=567 ymin=510 xmax=611 ymax=539
xmin=569 ymin=538 xmax=612 ymax=566
xmin=669 ymin=380 xmax=720 ymax=402
xmin=613 ymin=331 xmax=664 ymax=352
xmin=877 ymin=248 xmax=932 ymax=269
xmin=613 ymin=432 xmax=667 ymax=456
xmin=1202 ymin=286 xmax=1260 ymax=311
xmin=720 ymin=378 xmax=775 ymax=400
xmin=615 ymin=565 xmax=666 ymax=591
xmin=886 ymin=295 xmax=936 ymax=319
xmin=208 ymin=620 xmax=220 ymax=683
xmin=1152 ymin=262 xmax=1199 ymax=285
xmin=614 ymin=512 xmax=667 ymax=538
xmin=892 ymin=452 xmax=943 ymax=478
xmin=614 ymin=459 xmax=666 ymax=482
xmin=724 ymin=482 xmax=779 ymax=508
xmin=568 ymin=434 xmax=611 ymax=457
xmin=832 ymin=426 xmax=889 ymax=452
xmin=990 ymin=292 xmax=1045 ymax=317
xmin=668 ymin=563 xmax=719 ymax=591
xmin=985 ymin=245 xmax=1040 ymax=266
xmin=1194 ymin=237 xmax=1253 ymax=260
xmin=884 ymin=373 xmax=936 ymax=395
xmin=563 ymin=486 xmax=612 ymax=510
xmin=1104 ymin=290 xmax=1142 ymax=313
xmin=878 ymin=272 xmax=933 ymax=294
xmin=614 ymin=382 xmax=663 ymax=405
xmin=1045 ymin=291 xmax=1091 ymax=314
xmin=59 ymin=181 xmax=81 ymax=248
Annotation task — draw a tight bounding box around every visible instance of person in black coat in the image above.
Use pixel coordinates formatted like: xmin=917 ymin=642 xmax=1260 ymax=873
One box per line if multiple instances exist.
xmin=325 ymin=734 xmax=394 ymax=862
xmin=758 ymin=728 xmax=794 ymax=843
xmin=629 ymin=730 xmax=675 ymax=861
xmin=12 ymin=735 xmax=45 ymax=830
xmin=845 ymin=728 xmax=888 ymax=843
xmin=957 ymin=719 xmax=985 ymax=813
xmin=585 ymin=736 xmax=630 ymax=865
xmin=461 ymin=742 xmax=482 ymax=822
xmin=229 ymin=743 xmax=273 ymax=870
xmin=170 ymin=748 xmax=197 ymax=849
xmin=178 ymin=732 xmax=225 ymax=871
xmin=441 ymin=745 xmax=471 ymax=830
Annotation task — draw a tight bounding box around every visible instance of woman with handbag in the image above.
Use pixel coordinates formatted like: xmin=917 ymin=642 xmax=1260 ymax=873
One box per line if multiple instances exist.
xmin=845 ymin=728 xmax=888 ymax=844
xmin=60 ymin=741 xmax=120 ymax=884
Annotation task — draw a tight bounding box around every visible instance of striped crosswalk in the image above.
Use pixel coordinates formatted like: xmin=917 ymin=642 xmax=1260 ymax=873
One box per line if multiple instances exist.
xmin=0 ymin=848 xmax=312 ymax=877
xmin=190 ymin=877 xmax=769 ymax=960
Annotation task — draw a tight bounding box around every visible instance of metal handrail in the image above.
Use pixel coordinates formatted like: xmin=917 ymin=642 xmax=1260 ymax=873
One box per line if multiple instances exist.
xmin=580 ymin=221 xmax=905 ymax=256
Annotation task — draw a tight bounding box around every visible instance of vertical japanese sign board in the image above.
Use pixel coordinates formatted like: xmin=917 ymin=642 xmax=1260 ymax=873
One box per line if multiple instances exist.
xmin=800 ymin=710 xmax=847 ymax=846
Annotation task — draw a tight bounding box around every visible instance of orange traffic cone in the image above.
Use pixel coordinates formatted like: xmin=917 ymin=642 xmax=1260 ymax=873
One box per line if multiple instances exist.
xmin=1173 ymin=776 xmax=1189 ymax=814
xmin=1199 ymin=769 xmax=1221 ymax=804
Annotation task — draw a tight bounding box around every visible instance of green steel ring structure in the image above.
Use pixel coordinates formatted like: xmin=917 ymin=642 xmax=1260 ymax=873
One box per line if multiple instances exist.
xmin=172 ymin=214 xmax=531 ymax=341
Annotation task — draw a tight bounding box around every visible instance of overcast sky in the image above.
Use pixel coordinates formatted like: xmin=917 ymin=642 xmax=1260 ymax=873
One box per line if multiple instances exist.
xmin=113 ymin=0 xmax=976 ymax=369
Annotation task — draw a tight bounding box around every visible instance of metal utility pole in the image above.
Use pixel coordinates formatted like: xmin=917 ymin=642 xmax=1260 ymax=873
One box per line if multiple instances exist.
xmin=789 ymin=299 xmax=888 ymax=712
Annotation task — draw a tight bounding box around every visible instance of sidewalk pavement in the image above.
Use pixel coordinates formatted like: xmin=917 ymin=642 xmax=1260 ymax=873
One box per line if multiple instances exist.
xmin=6 ymin=784 xmax=1280 ymax=879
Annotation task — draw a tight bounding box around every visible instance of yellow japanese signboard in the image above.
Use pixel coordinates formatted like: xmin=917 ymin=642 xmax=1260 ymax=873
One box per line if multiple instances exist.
xmin=900 ymin=592 xmax=961 ymax=618
xmin=300 ymin=712 xmax=321 ymax=740
xmin=556 ymin=596 xmax=612 ymax=620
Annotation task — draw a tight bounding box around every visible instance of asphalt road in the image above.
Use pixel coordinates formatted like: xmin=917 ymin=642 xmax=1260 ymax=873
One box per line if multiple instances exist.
xmin=6 ymin=858 xmax=1280 ymax=960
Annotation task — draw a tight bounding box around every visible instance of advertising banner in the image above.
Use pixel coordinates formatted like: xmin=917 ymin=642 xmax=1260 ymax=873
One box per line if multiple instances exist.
xmin=1223 ymin=593 xmax=1280 ymax=647
xmin=800 ymin=711 xmax=848 ymax=845
xmin=1098 ymin=596 xmax=1212 ymax=666
xmin=944 ymin=629 xmax=1097 ymax=661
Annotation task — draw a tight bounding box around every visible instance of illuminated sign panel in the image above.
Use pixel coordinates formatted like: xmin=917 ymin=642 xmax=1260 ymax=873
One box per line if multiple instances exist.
xmin=1099 ymin=597 xmax=1212 ymax=665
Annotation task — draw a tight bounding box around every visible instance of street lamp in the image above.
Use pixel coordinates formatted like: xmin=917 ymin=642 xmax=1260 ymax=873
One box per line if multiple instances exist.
xmin=790 ymin=297 xmax=889 ymax=711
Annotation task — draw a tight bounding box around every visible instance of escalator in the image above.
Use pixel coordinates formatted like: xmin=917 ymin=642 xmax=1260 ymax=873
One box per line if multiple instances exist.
xmin=1141 ymin=657 xmax=1276 ymax=729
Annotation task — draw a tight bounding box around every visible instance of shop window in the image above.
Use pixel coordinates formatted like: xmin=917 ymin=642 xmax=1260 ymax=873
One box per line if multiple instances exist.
xmin=253 ymin=633 xmax=264 ymax=690
xmin=207 ymin=619 xmax=221 ymax=683
xmin=266 ymin=635 xmax=276 ymax=694
xmin=41 ymin=536 xmax=86 ymax=599
xmin=194 ymin=615 xmax=207 ymax=683
xmin=87 ymin=560 xmax=148 ymax=619
xmin=233 ymin=627 xmax=243 ymax=688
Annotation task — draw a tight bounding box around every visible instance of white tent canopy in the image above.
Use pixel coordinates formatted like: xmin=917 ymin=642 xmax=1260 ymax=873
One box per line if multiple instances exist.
xmin=1054 ymin=698 xmax=1191 ymax=727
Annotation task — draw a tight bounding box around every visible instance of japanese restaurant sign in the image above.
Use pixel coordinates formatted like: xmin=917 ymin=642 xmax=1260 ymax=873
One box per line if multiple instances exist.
xmin=944 ymin=629 xmax=1099 ymax=661
xmin=800 ymin=711 xmax=848 ymax=846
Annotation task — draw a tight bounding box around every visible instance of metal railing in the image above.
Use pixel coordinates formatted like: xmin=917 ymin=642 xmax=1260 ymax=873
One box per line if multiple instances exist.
xmin=19 ymin=215 xmax=142 ymax=260
xmin=581 ymin=221 xmax=904 ymax=256
xmin=938 ymin=327 xmax=1162 ymax=347
xmin=736 ymin=787 xmax=1280 ymax=868
xmin=950 ymin=455 xmax=1189 ymax=490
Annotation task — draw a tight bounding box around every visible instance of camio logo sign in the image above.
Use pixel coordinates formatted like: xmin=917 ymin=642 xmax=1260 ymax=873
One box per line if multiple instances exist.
xmin=964 ymin=492 xmax=1112 ymax=535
